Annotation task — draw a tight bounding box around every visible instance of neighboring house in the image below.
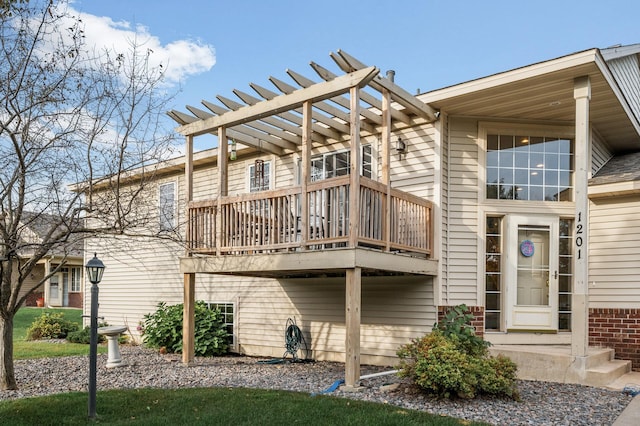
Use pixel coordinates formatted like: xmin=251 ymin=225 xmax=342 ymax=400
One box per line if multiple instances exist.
xmin=15 ymin=212 xmax=84 ymax=308
xmin=85 ymin=44 xmax=640 ymax=388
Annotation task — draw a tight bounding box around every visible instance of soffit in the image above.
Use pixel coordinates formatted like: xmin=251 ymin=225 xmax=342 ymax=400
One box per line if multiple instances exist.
xmin=420 ymin=50 xmax=640 ymax=152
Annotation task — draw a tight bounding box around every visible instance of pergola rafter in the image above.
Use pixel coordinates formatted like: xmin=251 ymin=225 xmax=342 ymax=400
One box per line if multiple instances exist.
xmin=168 ymin=50 xmax=439 ymax=151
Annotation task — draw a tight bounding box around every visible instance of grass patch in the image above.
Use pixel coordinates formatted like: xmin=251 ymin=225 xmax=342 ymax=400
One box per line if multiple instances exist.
xmin=0 ymin=387 xmax=486 ymax=425
xmin=13 ymin=307 xmax=106 ymax=359
xmin=14 ymin=307 xmax=82 ymax=340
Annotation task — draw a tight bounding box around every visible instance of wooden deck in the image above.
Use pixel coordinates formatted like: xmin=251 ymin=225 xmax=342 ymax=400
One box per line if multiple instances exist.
xmin=187 ymin=176 xmax=432 ymax=258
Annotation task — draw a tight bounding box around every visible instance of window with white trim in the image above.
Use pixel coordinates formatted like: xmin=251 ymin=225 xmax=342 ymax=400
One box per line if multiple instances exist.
xmin=70 ymin=267 xmax=82 ymax=292
xmin=61 ymin=267 xmax=82 ymax=293
xmin=206 ymin=302 xmax=236 ymax=347
xmin=248 ymin=160 xmax=271 ymax=192
xmin=159 ymin=182 xmax=176 ymax=232
xmin=485 ymin=216 xmax=503 ymax=330
xmin=310 ymin=145 xmax=372 ymax=182
xmin=486 ymin=134 xmax=573 ymax=201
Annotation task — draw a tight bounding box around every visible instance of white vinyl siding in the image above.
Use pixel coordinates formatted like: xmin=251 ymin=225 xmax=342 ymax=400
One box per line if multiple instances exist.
xmin=204 ymin=275 xmax=435 ymax=364
xmin=443 ymin=117 xmax=480 ymax=304
xmin=589 ymin=195 xmax=640 ymax=307
xmin=591 ymin=131 xmax=613 ymax=176
xmin=606 ymin=54 xmax=640 ymax=123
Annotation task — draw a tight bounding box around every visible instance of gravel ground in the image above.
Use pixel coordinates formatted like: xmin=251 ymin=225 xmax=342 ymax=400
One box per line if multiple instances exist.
xmin=0 ymin=345 xmax=633 ymax=425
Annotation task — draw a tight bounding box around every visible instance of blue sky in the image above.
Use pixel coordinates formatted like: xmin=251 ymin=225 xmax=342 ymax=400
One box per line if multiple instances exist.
xmin=71 ymin=0 xmax=640 ymax=149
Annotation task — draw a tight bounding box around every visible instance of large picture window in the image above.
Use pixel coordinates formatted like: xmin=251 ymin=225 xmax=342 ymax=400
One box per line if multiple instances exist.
xmin=486 ymin=134 xmax=573 ymax=201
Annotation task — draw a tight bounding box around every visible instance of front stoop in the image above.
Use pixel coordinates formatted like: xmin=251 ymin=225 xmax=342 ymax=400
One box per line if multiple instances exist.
xmin=489 ymin=345 xmax=632 ymax=388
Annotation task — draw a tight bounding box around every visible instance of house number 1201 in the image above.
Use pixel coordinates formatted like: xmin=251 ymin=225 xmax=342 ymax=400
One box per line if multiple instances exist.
xmin=575 ymin=212 xmax=584 ymax=259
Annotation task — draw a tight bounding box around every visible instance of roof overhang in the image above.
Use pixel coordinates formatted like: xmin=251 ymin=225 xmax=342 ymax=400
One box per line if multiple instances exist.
xmin=589 ymin=180 xmax=640 ymax=199
xmin=420 ymin=49 xmax=640 ymax=152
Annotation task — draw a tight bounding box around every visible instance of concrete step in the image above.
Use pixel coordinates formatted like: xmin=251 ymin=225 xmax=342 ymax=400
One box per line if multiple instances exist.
xmin=586 ymin=360 xmax=632 ymax=387
xmin=489 ymin=345 xmax=632 ymax=388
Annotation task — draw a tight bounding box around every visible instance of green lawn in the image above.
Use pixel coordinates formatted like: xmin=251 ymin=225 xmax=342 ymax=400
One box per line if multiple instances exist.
xmin=13 ymin=307 xmax=106 ymax=359
xmin=0 ymin=387 xmax=487 ymax=425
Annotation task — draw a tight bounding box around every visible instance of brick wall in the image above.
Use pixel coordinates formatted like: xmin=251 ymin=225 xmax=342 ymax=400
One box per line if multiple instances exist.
xmin=437 ymin=305 xmax=485 ymax=338
xmin=589 ymin=308 xmax=640 ymax=371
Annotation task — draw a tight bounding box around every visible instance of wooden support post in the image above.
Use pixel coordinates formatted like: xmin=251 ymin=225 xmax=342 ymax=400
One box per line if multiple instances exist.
xmin=572 ymin=76 xmax=591 ymax=358
xmin=182 ymin=273 xmax=196 ymax=365
xmin=300 ymin=101 xmax=312 ymax=248
xmin=381 ymin=88 xmax=392 ymax=251
xmin=185 ymin=135 xmax=194 ymax=255
xmin=216 ymin=127 xmax=228 ymax=256
xmin=348 ymin=86 xmax=361 ymax=248
xmin=345 ymin=267 xmax=361 ymax=389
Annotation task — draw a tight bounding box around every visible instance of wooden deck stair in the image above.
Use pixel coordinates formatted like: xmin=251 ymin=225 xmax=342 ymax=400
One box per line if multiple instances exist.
xmin=489 ymin=345 xmax=632 ymax=388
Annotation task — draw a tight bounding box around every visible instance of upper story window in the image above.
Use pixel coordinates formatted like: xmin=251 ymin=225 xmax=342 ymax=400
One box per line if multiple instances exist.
xmin=249 ymin=160 xmax=271 ymax=192
xmin=486 ymin=134 xmax=573 ymax=201
xmin=159 ymin=182 xmax=176 ymax=231
xmin=310 ymin=145 xmax=372 ymax=182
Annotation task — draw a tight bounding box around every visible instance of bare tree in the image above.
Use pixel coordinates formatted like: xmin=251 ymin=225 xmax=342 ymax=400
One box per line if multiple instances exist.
xmin=0 ymin=0 xmax=177 ymax=389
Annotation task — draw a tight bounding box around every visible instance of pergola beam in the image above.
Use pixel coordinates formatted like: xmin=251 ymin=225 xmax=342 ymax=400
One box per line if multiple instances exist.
xmin=333 ymin=50 xmax=438 ymax=122
xmin=185 ymin=105 xmax=287 ymax=154
xmin=203 ymin=99 xmax=324 ymax=145
xmin=249 ymin=83 xmax=343 ymax=141
xmin=269 ymin=76 xmax=352 ymax=134
xmin=310 ymin=61 xmax=412 ymax=125
xmin=176 ymin=66 xmax=379 ymax=137
xmin=286 ymin=69 xmax=380 ymax=132
xmin=199 ymin=101 xmax=297 ymax=151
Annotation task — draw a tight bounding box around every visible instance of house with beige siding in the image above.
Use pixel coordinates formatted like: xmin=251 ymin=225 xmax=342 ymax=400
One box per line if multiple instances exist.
xmin=85 ymin=44 xmax=640 ymax=388
xmin=14 ymin=212 xmax=84 ymax=308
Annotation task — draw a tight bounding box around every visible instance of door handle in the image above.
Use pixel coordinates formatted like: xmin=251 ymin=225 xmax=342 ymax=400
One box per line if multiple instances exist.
xmin=554 ymin=271 xmax=558 ymax=280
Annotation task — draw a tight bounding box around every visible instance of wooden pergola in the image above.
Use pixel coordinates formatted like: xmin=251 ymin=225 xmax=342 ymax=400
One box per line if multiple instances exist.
xmin=168 ymin=50 xmax=439 ymax=388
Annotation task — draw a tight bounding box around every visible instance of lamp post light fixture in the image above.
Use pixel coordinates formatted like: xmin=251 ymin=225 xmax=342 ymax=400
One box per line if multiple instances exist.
xmin=85 ymin=253 xmax=105 ymax=420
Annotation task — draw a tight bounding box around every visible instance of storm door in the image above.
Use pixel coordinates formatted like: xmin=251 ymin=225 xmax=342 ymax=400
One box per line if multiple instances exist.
xmin=505 ymin=215 xmax=559 ymax=331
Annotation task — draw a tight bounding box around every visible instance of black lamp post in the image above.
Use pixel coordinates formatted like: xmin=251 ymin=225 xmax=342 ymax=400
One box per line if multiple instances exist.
xmin=85 ymin=253 xmax=105 ymax=420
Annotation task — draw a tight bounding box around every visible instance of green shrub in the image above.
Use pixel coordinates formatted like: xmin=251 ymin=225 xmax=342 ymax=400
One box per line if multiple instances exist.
xmin=397 ymin=330 xmax=519 ymax=400
xmin=433 ymin=304 xmax=490 ymax=357
xmin=142 ymin=301 xmax=229 ymax=356
xmin=26 ymin=312 xmax=79 ymax=340
xmin=66 ymin=323 xmax=108 ymax=344
xmin=398 ymin=332 xmax=477 ymax=398
xmin=474 ymin=354 xmax=519 ymax=398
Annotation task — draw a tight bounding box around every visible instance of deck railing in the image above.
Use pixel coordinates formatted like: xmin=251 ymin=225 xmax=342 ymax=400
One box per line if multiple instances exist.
xmin=187 ymin=176 xmax=432 ymax=257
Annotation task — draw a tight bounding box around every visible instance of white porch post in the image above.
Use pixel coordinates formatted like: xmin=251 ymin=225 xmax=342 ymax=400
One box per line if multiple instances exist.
xmin=572 ymin=76 xmax=591 ymax=358
xmin=345 ymin=267 xmax=361 ymax=389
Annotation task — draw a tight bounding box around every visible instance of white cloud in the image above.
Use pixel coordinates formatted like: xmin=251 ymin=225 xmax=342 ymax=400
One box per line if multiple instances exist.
xmin=71 ymin=6 xmax=216 ymax=85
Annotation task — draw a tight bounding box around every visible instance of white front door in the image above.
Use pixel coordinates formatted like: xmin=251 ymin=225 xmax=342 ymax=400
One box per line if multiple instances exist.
xmin=49 ymin=274 xmax=62 ymax=306
xmin=505 ymin=215 xmax=559 ymax=331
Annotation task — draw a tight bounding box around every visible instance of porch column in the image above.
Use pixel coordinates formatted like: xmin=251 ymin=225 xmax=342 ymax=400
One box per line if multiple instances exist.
xmin=345 ymin=267 xmax=361 ymax=389
xmin=572 ymin=76 xmax=590 ymax=358
xmin=182 ymin=272 xmax=195 ymax=365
